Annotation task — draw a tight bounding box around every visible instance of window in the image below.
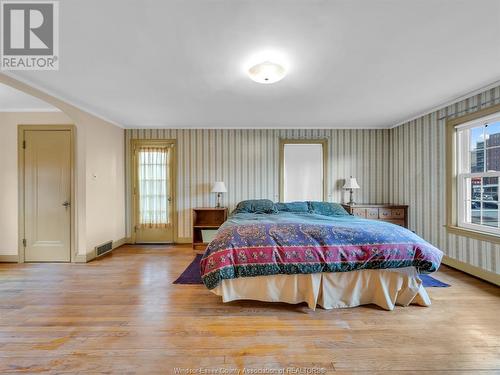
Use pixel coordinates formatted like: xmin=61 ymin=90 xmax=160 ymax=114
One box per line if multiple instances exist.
xmin=137 ymin=146 xmax=170 ymax=227
xmin=279 ymin=140 xmax=327 ymax=202
xmin=456 ymin=113 xmax=500 ymax=235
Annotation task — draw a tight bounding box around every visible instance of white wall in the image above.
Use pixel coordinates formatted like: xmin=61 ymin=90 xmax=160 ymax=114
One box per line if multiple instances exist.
xmin=85 ymin=119 xmax=125 ymax=249
xmin=0 ymin=74 xmax=126 ymax=259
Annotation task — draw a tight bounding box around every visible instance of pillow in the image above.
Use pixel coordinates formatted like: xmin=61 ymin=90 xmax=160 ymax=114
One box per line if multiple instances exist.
xmin=232 ymin=199 xmax=277 ymax=214
xmin=274 ymin=201 xmax=309 ymax=213
xmin=307 ymin=201 xmax=349 ymax=216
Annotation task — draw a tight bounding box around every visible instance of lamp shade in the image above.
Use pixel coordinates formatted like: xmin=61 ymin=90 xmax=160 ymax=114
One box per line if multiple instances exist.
xmin=211 ymin=181 xmax=227 ymax=193
xmin=343 ymin=177 xmax=360 ymax=189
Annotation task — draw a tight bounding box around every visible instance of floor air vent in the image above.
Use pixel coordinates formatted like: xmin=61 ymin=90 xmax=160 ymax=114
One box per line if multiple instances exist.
xmin=95 ymin=241 xmax=113 ymax=257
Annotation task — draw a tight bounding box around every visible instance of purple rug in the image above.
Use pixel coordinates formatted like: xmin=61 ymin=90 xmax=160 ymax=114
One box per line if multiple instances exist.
xmin=173 ymin=254 xmax=203 ymax=284
xmin=173 ymin=254 xmax=450 ymax=287
xmin=418 ymin=274 xmax=450 ymax=287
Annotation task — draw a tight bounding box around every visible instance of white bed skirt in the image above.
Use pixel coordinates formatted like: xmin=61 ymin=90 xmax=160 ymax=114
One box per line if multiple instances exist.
xmin=210 ymin=267 xmax=431 ymax=311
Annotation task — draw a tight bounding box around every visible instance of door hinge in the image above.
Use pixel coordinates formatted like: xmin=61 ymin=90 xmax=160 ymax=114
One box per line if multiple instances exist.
xmin=22 ymin=238 xmax=26 ymax=247
xmin=134 ymin=225 xmax=137 ymax=233
xmin=22 ymin=140 xmax=26 ymax=149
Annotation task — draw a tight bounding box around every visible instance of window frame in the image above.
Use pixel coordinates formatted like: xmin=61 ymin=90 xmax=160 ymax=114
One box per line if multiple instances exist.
xmin=446 ymin=102 xmax=500 ymax=243
xmin=279 ymin=139 xmax=328 ymax=202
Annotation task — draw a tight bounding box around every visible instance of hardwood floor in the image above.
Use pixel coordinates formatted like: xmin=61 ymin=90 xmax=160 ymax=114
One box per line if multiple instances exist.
xmin=0 ymin=244 xmax=499 ymax=374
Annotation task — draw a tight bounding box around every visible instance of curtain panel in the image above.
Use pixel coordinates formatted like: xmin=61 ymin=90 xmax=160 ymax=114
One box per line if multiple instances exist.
xmin=137 ymin=147 xmax=169 ymax=228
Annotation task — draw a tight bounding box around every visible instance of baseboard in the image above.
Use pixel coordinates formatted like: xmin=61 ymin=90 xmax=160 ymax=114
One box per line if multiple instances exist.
xmin=113 ymin=237 xmax=129 ymax=249
xmin=176 ymin=237 xmax=192 ymax=244
xmin=76 ymin=237 xmax=130 ymax=263
xmin=0 ymin=254 xmax=19 ymax=263
xmin=442 ymin=255 xmax=500 ymax=286
xmin=74 ymin=253 xmax=89 ymax=263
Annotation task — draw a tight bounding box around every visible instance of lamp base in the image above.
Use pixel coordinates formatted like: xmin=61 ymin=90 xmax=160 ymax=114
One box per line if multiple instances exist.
xmin=348 ymin=189 xmax=356 ymax=205
xmin=215 ymin=193 xmax=221 ymax=208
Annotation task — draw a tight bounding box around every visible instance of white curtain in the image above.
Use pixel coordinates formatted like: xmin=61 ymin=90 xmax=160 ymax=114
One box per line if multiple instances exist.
xmin=138 ymin=147 xmax=169 ymax=227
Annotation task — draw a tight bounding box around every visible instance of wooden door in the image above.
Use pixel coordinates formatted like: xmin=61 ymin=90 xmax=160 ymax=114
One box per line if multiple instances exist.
xmin=133 ymin=143 xmax=174 ymax=243
xmin=23 ymin=130 xmax=72 ymax=262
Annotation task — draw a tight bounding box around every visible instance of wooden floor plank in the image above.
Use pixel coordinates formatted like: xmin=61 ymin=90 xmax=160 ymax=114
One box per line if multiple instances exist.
xmin=0 ymin=244 xmax=498 ymax=374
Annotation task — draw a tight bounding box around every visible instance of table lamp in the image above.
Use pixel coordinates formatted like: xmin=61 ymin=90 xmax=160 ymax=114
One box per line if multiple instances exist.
xmin=211 ymin=181 xmax=227 ymax=208
xmin=343 ymin=176 xmax=360 ymax=205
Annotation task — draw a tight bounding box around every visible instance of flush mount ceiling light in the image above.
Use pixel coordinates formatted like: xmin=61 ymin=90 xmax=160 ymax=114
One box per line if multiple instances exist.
xmin=247 ymin=61 xmax=287 ymax=84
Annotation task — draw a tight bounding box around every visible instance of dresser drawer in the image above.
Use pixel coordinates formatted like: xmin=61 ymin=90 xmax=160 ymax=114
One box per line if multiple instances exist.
xmin=379 ymin=208 xmax=405 ymax=219
xmin=341 ymin=204 xmax=408 ymax=228
xmin=379 ymin=208 xmax=393 ymax=219
xmin=392 ymin=208 xmax=405 ymax=218
xmin=352 ymin=208 xmax=366 ymax=218
xmin=366 ymin=208 xmax=379 ymax=219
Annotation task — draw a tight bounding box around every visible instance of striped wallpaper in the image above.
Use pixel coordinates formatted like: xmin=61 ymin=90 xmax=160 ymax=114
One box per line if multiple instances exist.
xmin=389 ymin=85 xmax=500 ymax=274
xmin=125 ymin=129 xmax=391 ymax=239
xmin=125 ymin=85 xmax=500 ymax=275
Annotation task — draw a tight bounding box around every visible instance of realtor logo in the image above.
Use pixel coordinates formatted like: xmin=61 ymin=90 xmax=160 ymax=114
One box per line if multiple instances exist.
xmin=1 ymin=1 xmax=59 ymax=70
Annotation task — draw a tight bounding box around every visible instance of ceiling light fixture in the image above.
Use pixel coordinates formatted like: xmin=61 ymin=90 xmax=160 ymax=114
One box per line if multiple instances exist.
xmin=247 ymin=61 xmax=286 ymax=84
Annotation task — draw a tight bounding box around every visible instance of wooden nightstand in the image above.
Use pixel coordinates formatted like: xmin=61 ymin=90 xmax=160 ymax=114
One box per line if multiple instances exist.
xmin=192 ymin=208 xmax=228 ymax=250
xmin=341 ymin=203 xmax=408 ymax=228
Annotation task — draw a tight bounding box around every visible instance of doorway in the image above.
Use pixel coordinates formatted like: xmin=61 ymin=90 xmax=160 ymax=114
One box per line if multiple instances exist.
xmin=18 ymin=125 xmax=74 ymax=262
xmin=132 ymin=140 xmax=176 ymax=243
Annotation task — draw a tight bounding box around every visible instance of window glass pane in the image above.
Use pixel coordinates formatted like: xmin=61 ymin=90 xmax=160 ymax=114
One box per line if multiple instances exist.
xmin=470 ymin=201 xmax=481 ymax=224
xmin=485 ymin=122 xmax=500 ymax=147
xmin=470 ymin=177 xmax=481 ymax=200
xmin=470 ymin=126 xmax=484 ymax=150
xmin=482 ymin=201 xmax=498 ymax=227
xmin=482 ymin=177 xmax=498 ymax=201
xmin=486 ymin=147 xmax=500 ymax=172
xmin=471 ymin=150 xmax=484 ymax=172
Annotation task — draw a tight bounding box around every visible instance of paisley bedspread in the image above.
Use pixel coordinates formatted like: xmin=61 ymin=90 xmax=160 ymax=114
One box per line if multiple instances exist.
xmin=200 ymin=212 xmax=443 ymax=290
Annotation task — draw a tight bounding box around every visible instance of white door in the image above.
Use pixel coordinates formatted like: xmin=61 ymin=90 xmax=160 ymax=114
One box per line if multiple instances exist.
xmin=24 ymin=130 xmax=71 ymax=262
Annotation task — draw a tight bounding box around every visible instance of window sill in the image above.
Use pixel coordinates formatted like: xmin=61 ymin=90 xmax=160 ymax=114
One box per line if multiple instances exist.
xmin=445 ymin=225 xmax=500 ymax=244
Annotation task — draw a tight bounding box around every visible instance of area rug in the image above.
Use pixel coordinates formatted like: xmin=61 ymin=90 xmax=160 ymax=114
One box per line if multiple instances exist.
xmin=173 ymin=254 xmax=450 ymax=287
xmin=173 ymin=254 xmax=203 ymax=284
xmin=418 ymin=274 xmax=450 ymax=287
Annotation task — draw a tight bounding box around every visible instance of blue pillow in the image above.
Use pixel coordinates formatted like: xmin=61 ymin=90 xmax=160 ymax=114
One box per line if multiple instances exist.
xmin=275 ymin=202 xmax=309 ymax=213
xmin=307 ymin=201 xmax=348 ymax=216
xmin=232 ymin=199 xmax=277 ymax=214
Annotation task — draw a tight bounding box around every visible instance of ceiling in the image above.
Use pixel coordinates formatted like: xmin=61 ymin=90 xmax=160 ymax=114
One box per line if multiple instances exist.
xmin=7 ymin=0 xmax=500 ymax=128
xmin=0 ymin=83 xmax=58 ymax=112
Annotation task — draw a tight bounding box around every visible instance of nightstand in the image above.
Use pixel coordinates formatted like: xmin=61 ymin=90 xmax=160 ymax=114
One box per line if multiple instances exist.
xmin=341 ymin=203 xmax=408 ymax=228
xmin=192 ymin=208 xmax=228 ymax=250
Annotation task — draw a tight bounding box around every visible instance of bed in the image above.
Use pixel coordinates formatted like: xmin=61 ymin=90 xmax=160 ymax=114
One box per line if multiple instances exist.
xmin=200 ymin=200 xmax=443 ymax=310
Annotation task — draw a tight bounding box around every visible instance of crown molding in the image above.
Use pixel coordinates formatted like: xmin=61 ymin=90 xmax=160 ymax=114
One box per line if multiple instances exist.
xmin=390 ymin=79 xmax=500 ymax=129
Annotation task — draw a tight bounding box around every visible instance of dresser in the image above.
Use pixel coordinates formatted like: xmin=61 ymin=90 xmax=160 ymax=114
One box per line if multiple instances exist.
xmin=341 ymin=204 xmax=408 ymax=228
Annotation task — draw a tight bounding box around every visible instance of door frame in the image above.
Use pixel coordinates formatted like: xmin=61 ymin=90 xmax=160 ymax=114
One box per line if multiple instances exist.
xmin=279 ymin=138 xmax=329 ymax=202
xmin=130 ymin=139 xmax=177 ymax=244
xmin=18 ymin=124 xmax=76 ymax=263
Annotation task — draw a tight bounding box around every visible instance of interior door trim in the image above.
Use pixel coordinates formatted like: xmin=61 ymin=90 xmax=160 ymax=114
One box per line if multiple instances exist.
xmin=17 ymin=124 xmax=76 ymax=263
xmin=130 ymin=139 xmax=177 ymax=244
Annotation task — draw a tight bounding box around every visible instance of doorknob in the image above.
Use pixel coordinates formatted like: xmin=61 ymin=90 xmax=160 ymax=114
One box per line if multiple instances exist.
xmin=62 ymin=201 xmax=71 ymax=208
